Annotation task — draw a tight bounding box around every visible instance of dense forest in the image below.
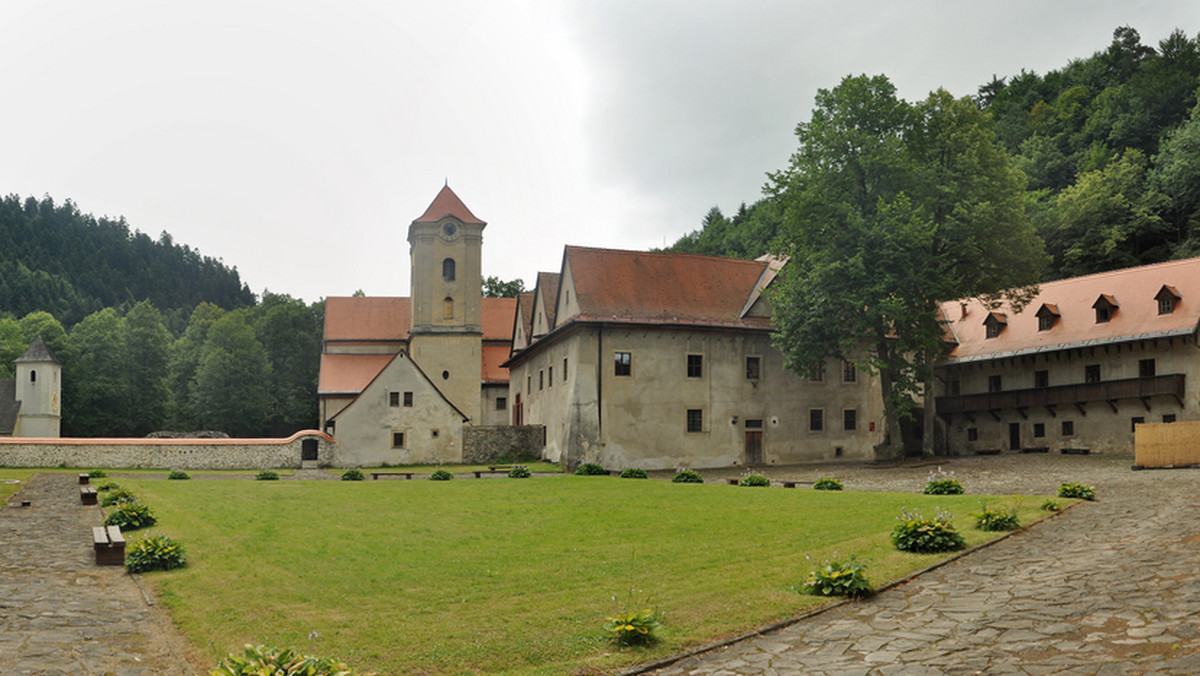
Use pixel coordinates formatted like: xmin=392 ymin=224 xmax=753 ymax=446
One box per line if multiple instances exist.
xmin=666 ymin=27 xmax=1200 ymax=280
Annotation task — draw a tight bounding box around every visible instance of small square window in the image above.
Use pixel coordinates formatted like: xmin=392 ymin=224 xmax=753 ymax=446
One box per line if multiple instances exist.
xmin=392 ymin=432 xmax=405 ymax=448
xmin=1085 ymin=364 xmax=1100 ymax=383
xmin=809 ymin=409 xmax=824 ymax=432
xmin=745 ymin=419 xmax=763 ymax=429
xmin=1034 ymin=370 xmax=1048 ymax=388
xmin=988 ymin=375 xmax=1002 ymax=393
xmin=1130 ymin=416 xmax=1144 ymax=433
xmin=686 ymin=408 xmax=703 ymax=432
xmin=967 ymin=428 xmax=978 ymax=442
xmin=1163 ymin=414 xmax=1177 ymax=423
xmin=403 ymin=391 xmax=413 ymax=407
xmin=615 ymin=352 xmax=631 ymax=376
xmin=1138 ymin=359 xmax=1155 ymax=378
xmin=389 ymin=392 xmax=400 ymax=407
xmin=1033 ymin=423 xmax=1045 ymax=438
xmin=986 ymin=322 xmax=1001 ymax=339
xmin=1159 ymin=297 xmax=1176 ymax=315
xmin=842 ymin=360 xmax=857 ymax=383
xmin=843 ymin=409 xmax=857 ymax=432
xmin=496 ymin=397 xmax=507 ymax=410
xmin=1062 ymin=420 xmax=1075 ymax=436
xmin=687 ymin=354 xmax=703 ymax=378
xmin=1038 ymin=314 xmax=1055 ymax=331
xmin=1096 ymin=307 xmax=1111 ymax=323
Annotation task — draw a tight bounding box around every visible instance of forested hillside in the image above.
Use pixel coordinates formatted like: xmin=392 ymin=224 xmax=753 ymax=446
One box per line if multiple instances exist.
xmin=666 ymin=26 xmax=1200 ymax=280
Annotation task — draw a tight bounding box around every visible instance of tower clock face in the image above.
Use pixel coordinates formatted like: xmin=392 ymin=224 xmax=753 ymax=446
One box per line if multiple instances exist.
xmin=442 ymin=222 xmax=458 ymax=239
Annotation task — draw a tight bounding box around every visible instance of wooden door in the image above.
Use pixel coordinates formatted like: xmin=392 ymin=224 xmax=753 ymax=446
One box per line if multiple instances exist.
xmin=745 ymin=431 xmax=763 ymax=465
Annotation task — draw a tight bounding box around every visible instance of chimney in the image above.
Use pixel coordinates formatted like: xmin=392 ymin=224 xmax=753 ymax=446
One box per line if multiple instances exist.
xmin=960 ymin=302 xmax=968 ymax=320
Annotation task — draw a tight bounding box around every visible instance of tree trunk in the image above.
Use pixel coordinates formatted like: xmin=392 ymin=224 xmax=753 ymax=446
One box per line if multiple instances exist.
xmin=873 ymin=336 xmax=906 ymax=463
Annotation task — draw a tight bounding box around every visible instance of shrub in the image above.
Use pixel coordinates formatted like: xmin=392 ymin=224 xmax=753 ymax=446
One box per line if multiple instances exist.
xmin=125 ymin=533 xmax=188 ymax=573
xmin=923 ymin=467 xmax=963 ymax=495
xmin=1040 ymin=499 xmax=1061 ymax=512
xmin=212 ymin=644 xmax=370 ymax=676
xmin=494 ymin=449 xmax=539 ymax=464
xmin=574 ymin=463 xmax=608 ymax=476
xmin=738 ymin=474 xmax=770 ymax=487
xmin=891 ymin=507 xmax=966 ymax=553
xmin=96 ymin=481 xmax=120 ymax=492
xmin=87 ymin=469 xmax=108 ymax=478
xmin=105 ymin=502 xmax=158 ymax=531
xmin=430 ymin=469 xmax=453 ymax=481
xmin=255 ymin=470 xmax=280 ymax=481
xmin=167 ymin=470 xmax=191 ymax=480
xmin=101 ymin=488 xmax=138 ymax=507
xmin=973 ymin=504 xmax=1020 ymax=531
xmin=671 ymin=469 xmax=703 ymax=484
xmin=508 ymin=465 xmax=531 ymax=479
xmin=800 ymin=555 xmax=872 ymax=598
xmin=813 ymin=477 xmax=843 ymax=491
xmin=1057 ymin=482 xmax=1095 ymax=500
xmin=603 ymin=609 xmax=661 ymax=646
xmin=619 ymin=467 xmax=648 ymax=479
xmin=341 ymin=469 xmax=365 ymax=481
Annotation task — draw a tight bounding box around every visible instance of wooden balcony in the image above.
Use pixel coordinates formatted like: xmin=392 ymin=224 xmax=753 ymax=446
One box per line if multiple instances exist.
xmin=937 ymin=374 xmax=1185 ymax=419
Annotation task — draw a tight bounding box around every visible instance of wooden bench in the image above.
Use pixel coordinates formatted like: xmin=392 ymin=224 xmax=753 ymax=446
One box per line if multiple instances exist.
xmin=1020 ymin=447 xmax=1050 ymax=454
xmin=370 ymin=472 xmax=414 ymax=480
xmin=1061 ymin=447 xmax=1091 ymax=455
xmin=80 ymin=486 xmax=98 ymax=505
xmin=78 ymin=473 xmax=90 ymax=485
xmin=92 ymin=525 xmax=125 ymax=566
xmin=726 ymin=478 xmax=740 ymax=485
xmin=974 ymin=449 xmax=1002 ymax=455
xmin=473 ymin=468 xmax=513 ymax=478
xmin=488 ymin=465 xmax=514 ymax=472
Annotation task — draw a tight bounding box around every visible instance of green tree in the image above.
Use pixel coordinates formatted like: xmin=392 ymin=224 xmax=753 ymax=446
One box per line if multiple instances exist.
xmin=123 ymin=300 xmax=172 ymax=435
xmin=0 ymin=317 xmax=24 ymax=378
xmin=482 ymin=276 xmax=526 ymax=298
xmin=1150 ymin=103 xmax=1200 ymax=256
xmin=61 ymin=308 xmax=128 ymax=436
xmin=252 ymin=293 xmax=322 ymax=434
xmin=767 ymin=75 xmax=1044 ymax=460
xmin=167 ymin=303 xmax=226 ymax=429
xmin=17 ymin=311 xmax=67 ymax=357
xmin=190 ymin=313 xmax=272 ymax=436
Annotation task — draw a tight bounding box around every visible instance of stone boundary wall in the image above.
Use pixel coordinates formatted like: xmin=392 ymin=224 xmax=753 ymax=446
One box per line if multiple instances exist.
xmin=463 ymin=425 xmax=546 ymax=464
xmin=1134 ymin=420 xmax=1200 ymax=468
xmin=0 ymin=431 xmax=335 ymax=469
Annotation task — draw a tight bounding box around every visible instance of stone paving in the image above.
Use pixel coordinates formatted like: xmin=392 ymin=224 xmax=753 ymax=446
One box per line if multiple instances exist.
xmin=1 ymin=473 xmax=197 ymax=675
xmin=650 ymin=455 xmax=1200 ymax=675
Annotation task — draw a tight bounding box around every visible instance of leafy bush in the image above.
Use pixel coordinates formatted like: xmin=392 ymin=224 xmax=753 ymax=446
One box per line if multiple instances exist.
xmin=1040 ymin=499 xmax=1061 ymax=512
xmin=101 ymin=488 xmax=138 ymax=507
xmin=619 ymin=467 xmax=648 ymax=479
xmin=603 ymin=609 xmax=661 ymax=646
xmin=96 ymin=481 xmax=120 ymax=492
xmin=494 ymin=449 xmax=540 ymax=464
xmin=891 ymin=507 xmax=966 ymax=553
xmin=255 ymin=470 xmax=280 ymax=481
xmin=1057 ymin=482 xmax=1095 ymax=500
xmin=813 ymin=477 xmax=843 ymax=491
xmin=738 ymin=474 xmax=770 ymax=487
xmin=88 ymin=469 xmax=107 ymax=478
xmin=341 ymin=469 xmax=365 ymax=481
xmin=973 ymin=505 xmax=1020 ymax=531
xmin=125 ymin=533 xmax=188 ymax=573
xmin=167 ymin=470 xmax=190 ymax=480
xmin=212 ymin=644 xmax=371 ymax=676
xmin=671 ymin=469 xmax=703 ymax=484
xmin=923 ymin=467 xmax=963 ymax=495
xmin=574 ymin=463 xmax=608 ymax=476
xmin=508 ymin=465 xmax=531 ymax=479
xmin=430 ymin=469 xmax=453 ymax=481
xmin=800 ymin=555 xmax=872 ymax=598
xmin=105 ymin=502 xmax=158 ymax=531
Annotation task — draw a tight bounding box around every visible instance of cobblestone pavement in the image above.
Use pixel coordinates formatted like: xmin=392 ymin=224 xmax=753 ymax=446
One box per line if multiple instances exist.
xmin=651 ymin=454 xmax=1200 ymax=675
xmin=1 ymin=473 xmax=199 ymax=675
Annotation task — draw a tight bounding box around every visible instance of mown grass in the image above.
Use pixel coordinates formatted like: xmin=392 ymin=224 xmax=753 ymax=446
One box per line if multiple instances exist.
xmin=119 ymin=476 xmax=1052 ymax=674
xmin=0 ymin=468 xmax=35 ymax=502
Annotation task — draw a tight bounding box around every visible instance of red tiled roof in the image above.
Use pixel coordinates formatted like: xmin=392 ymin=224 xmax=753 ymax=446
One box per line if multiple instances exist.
xmin=481 ymin=297 xmax=518 ymax=340
xmin=482 ymin=345 xmax=511 ymax=383
xmin=564 ymin=246 xmax=770 ymax=327
xmin=536 ymin=271 xmax=561 ymax=327
xmin=413 ymin=184 xmax=485 ymax=225
xmin=941 ymin=257 xmax=1200 ymax=363
xmin=324 ymin=297 xmax=410 ymax=342
xmin=318 ymin=353 xmax=396 ymax=393
xmin=516 ymin=292 xmax=534 ymax=340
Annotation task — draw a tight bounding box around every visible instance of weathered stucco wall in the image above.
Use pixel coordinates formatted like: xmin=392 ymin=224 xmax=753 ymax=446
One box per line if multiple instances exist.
xmin=462 ymin=425 xmax=546 ymax=464
xmin=0 ymin=431 xmax=335 ymax=469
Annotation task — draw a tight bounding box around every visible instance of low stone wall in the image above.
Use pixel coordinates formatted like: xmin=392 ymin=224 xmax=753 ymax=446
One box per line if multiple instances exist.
xmin=463 ymin=425 xmax=546 ymax=464
xmin=0 ymin=431 xmax=335 ymax=469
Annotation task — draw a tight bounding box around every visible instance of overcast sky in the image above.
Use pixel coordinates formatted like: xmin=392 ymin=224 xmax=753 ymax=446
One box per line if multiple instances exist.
xmin=3 ymin=1 xmax=1198 ymax=303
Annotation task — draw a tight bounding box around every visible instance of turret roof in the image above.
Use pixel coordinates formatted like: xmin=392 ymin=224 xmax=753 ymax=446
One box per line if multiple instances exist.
xmin=14 ymin=336 xmax=59 ymax=364
xmin=413 ymin=184 xmax=486 ymax=225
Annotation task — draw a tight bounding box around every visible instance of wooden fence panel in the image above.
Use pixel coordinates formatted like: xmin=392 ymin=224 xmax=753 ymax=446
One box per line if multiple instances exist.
xmin=1135 ymin=421 xmax=1200 ymax=468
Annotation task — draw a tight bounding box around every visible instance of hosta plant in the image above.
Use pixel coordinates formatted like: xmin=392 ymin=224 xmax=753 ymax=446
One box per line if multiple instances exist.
xmin=105 ymin=502 xmax=158 ymax=531
xmin=508 ymin=465 xmax=531 ymax=479
xmin=923 ymin=467 xmax=963 ymax=495
xmin=125 ymin=533 xmax=188 ymax=573
xmin=101 ymin=488 xmax=138 ymax=507
xmin=671 ymin=469 xmax=703 ymax=484
xmin=88 ymin=469 xmax=108 ymax=478
xmin=603 ymin=609 xmax=661 ymax=646
xmin=430 ymin=469 xmax=453 ymax=481
xmin=813 ymin=477 xmax=844 ymax=491
xmin=211 ymin=644 xmax=371 ymax=676
xmin=167 ymin=470 xmax=190 ymax=480
xmin=738 ymin=474 xmax=770 ymax=487
xmin=800 ymin=555 xmax=872 ymax=598
xmin=574 ymin=463 xmax=608 ymax=476
xmin=1040 ymin=499 xmax=1061 ymax=512
xmin=96 ymin=481 xmax=120 ymax=493
xmin=891 ymin=507 xmax=966 ymax=553
xmin=255 ymin=470 xmax=280 ymax=481
xmin=341 ymin=468 xmax=365 ymax=481
xmin=1057 ymin=482 xmax=1095 ymax=500
xmin=973 ymin=504 xmax=1020 ymax=531
xmin=619 ymin=467 xmax=648 ymax=479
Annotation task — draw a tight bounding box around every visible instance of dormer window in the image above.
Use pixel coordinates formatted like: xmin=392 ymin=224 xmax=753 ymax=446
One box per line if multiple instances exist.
xmin=1035 ymin=303 xmax=1060 ymax=332
xmin=1092 ymin=294 xmax=1118 ymax=323
xmin=983 ymin=312 xmax=1007 ymax=339
xmin=1156 ymin=285 xmax=1181 ymax=315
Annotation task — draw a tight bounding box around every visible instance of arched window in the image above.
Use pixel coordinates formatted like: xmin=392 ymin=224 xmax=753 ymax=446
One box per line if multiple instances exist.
xmin=30 ymin=370 xmax=36 ymax=383
xmin=443 ymin=296 xmax=454 ymax=319
xmin=442 ymin=258 xmax=456 ymax=281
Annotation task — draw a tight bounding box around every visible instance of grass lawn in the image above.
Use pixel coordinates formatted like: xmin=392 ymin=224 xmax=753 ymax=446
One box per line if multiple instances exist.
xmin=118 ymin=475 xmax=1054 ymax=674
xmin=0 ymin=468 xmax=35 ymax=502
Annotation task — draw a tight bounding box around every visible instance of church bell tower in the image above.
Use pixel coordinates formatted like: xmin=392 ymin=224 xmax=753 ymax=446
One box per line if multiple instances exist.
xmin=407 ymin=184 xmax=485 ymax=422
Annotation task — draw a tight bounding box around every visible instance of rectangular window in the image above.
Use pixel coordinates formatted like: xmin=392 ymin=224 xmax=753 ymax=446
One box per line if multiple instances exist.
xmin=988 ymin=375 xmax=1002 ymax=393
xmin=563 ymin=358 xmax=568 ymax=381
xmin=1138 ymin=359 xmax=1156 ymax=378
xmin=809 ymin=409 xmax=824 ymax=432
xmin=527 ymin=375 xmax=531 ymax=392
xmin=745 ymin=356 xmax=761 ymax=380
xmin=745 ymin=419 xmax=763 ymax=429
xmin=1033 ymin=423 xmax=1045 ymax=438
xmin=392 ymin=432 xmax=405 ymax=448
xmin=842 ymin=360 xmax=857 ymax=383
xmin=687 ymin=354 xmax=703 ymax=378
xmin=1130 ymin=416 xmax=1144 ymax=433
xmin=1085 ymin=364 xmax=1101 ymax=383
xmin=403 ymin=391 xmax=413 ymax=407
xmin=843 ymin=409 xmax=857 ymax=432
xmin=1162 ymin=414 xmax=1177 ymax=423
xmin=1159 ymin=298 xmax=1176 ymax=315
xmin=1038 ymin=315 xmax=1054 ymax=331
xmin=539 ymin=370 xmax=544 ymax=390
xmin=614 ymin=351 xmax=632 ymax=376
xmin=1096 ymin=307 xmax=1111 ymax=323
xmin=967 ymin=427 xmax=978 ymax=442
xmin=686 ymin=408 xmax=703 ymax=433
xmin=496 ymin=397 xmax=507 ymax=411
xmin=1062 ymin=420 xmax=1074 ymax=436
xmin=548 ymin=366 xmax=553 ymax=387
xmin=949 ymin=378 xmax=961 ymax=396
xmin=1034 ymin=370 xmax=1049 ymax=388
xmin=986 ymin=322 xmax=1001 ymax=339
xmin=389 ymin=392 xmax=400 ymax=407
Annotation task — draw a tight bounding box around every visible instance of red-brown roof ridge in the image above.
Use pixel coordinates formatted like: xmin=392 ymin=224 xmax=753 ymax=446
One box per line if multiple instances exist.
xmin=414 ymin=184 xmax=485 ymax=225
